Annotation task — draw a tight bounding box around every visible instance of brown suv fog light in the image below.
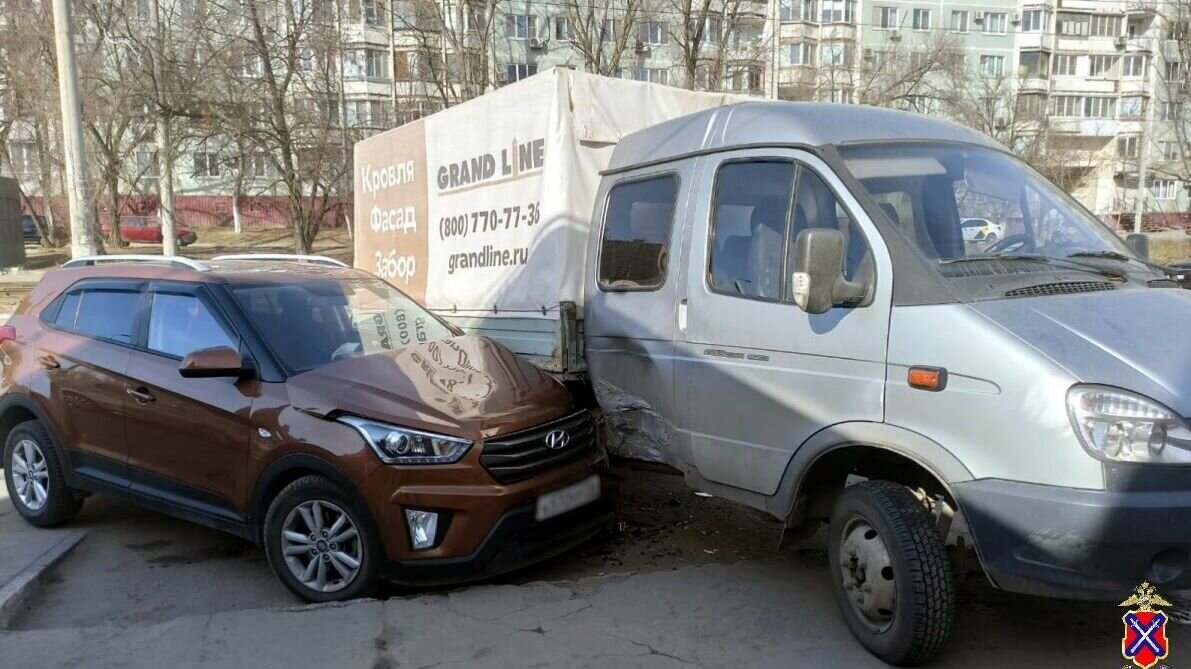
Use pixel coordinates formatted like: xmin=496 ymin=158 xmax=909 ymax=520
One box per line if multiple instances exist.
xmin=405 ymin=508 xmax=442 ymax=550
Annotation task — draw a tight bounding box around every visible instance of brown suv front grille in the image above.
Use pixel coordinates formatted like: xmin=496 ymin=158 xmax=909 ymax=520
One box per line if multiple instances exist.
xmin=480 ymin=411 xmax=596 ymax=484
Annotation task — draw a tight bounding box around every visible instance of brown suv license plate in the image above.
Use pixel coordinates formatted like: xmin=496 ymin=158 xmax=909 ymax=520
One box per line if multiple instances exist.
xmin=535 ymin=475 xmax=600 ymax=522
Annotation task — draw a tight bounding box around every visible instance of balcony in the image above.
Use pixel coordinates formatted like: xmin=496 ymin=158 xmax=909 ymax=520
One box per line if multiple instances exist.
xmin=1049 ymin=117 xmax=1120 ymax=137
xmin=1125 ymin=36 xmax=1153 ymax=52
xmin=1125 ymin=0 xmax=1157 ymax=14
xmin=780 ymin=22 xmax=820 ymax=42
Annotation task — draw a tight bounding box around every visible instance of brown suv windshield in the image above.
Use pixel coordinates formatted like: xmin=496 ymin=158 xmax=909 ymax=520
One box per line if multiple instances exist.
xmin=230 ymin=277 xmax=456 ymax=373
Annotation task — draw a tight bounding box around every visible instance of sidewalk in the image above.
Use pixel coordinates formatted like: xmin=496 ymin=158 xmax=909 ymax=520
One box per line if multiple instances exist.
xmin=0 ymin=484 xmax=86 ymax=628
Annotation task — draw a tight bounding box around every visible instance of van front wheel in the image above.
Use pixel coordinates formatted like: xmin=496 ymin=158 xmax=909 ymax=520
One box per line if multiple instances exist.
xmin=827 ymin=480 xmax=955 ymax=666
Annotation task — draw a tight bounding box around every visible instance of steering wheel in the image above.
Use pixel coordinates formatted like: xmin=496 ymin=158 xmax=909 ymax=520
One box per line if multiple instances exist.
xmin=985 ymin=233 xmax=1032 ymax=256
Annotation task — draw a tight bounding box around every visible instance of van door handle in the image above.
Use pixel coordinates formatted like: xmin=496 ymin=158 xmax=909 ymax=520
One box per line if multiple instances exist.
xmin=126 ymin=387 xmax=155 ymax=404
xmin=37 ymin=354 xmax=60 ymax=370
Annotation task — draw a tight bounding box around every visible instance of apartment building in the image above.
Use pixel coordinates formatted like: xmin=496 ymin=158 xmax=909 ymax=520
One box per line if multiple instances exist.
xmin=4 ymin=0 xmax=1187 ymax=227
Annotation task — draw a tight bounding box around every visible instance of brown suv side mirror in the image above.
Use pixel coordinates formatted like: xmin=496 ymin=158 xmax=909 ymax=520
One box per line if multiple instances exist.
xmin=179 ymin=346 xmax=249 ymax=379
xmin=790 ymin=228 xmax=867 ymax=315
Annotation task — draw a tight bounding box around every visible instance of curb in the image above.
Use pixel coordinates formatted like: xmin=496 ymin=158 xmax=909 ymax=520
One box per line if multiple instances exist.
xmin=0 ymin=530 xmax=86 ymax=629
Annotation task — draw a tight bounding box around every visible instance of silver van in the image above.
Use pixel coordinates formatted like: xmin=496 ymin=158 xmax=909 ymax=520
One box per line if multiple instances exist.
xmin=584 ymin=102 xmax=1191 ymax=664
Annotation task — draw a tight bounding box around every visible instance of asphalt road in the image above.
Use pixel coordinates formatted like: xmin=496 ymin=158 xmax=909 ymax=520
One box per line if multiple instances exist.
xmin=2 ymin=466 xmax=1137 ymax=668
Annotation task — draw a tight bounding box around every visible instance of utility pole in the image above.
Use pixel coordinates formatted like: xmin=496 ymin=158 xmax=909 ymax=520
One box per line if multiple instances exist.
xmin=148 ymin=0 xmax=178 ymax=256
xmin=50 ymin=0 xmax=100 ymax=258
xmin=1133 ymin=44 xmax=1157 ymax=234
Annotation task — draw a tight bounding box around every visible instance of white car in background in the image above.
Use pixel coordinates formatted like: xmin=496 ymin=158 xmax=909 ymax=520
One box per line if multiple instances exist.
xmin=961 ymin=217 xmax=1004 ymax=245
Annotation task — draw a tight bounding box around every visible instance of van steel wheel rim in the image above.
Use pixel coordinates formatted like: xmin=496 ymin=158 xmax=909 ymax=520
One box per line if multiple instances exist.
xmin=281 ymin=500 xmax=362 ymax=594
xmin=839 ymin=516 xmax=896 ymax=633
xmin=11 ymin=439 xmax=49 ymax=511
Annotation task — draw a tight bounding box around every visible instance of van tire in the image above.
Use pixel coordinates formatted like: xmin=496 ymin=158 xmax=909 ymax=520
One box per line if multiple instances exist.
xmin=827 ymin=480 xmax=954 ymax=666
xmin=263 ymin=475 xmax=381 ymax=603
xmin=3 ymin=420 xmax=84 ymax=527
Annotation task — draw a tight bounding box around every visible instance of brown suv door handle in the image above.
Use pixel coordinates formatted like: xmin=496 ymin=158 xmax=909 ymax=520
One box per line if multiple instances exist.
xmin=126 ymin=387 xmax=155 ymax=404
xmin=37 ymin=354 xmax=60 ymax=370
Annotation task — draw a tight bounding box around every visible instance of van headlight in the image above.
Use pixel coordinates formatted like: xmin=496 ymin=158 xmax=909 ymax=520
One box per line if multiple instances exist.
xmin=1067 ymin=385 xmax=1191 ymax=464
xmin=338 ymin=416 xmax=472 ymax=465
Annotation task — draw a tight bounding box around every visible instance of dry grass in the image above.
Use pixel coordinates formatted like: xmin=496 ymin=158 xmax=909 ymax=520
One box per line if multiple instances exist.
xmin=1148 ymin=236 xmax=1191 ymax=265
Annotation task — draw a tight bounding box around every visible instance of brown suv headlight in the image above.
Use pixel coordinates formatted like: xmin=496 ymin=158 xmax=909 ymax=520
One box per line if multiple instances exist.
xmin=338 ymin=416 xmax=472 ymax=465
xmin=1067 ymin=385 xmax=1191 ymax=464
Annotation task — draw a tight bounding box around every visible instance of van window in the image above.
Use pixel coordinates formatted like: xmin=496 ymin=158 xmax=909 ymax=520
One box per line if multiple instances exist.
xmin=53 ymin=289 xmax=139 ymax=344
xmin=147 ymin=293 xmax=237 ymax=358
xmin=598 ymin=175 xmax=679 ymax=290
xmin=709 ymin=161 xmax=796 ymax=300
xmin=786 ymin=167 xmax=871 ymax=287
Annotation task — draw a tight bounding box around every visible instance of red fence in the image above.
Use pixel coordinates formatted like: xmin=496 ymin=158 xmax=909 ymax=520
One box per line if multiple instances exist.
xmin=24 ymin=195 xmax=349 ymax=230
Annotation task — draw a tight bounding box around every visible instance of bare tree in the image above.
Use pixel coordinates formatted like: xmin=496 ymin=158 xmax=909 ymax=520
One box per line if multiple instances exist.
xmin=392 ymin=0 xmax=501 ymax=107
xmin=202 ymin=0 xmax=353 ymax=253
xmin=854 ymin=32 xmax=964 ymax=108
xmin=562 ymin=0 xmax=643 ymax=76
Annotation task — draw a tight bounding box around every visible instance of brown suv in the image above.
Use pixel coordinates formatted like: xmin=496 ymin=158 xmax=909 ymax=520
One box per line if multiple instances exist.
xmin=0 ymin=255 xmax=610 ymax=601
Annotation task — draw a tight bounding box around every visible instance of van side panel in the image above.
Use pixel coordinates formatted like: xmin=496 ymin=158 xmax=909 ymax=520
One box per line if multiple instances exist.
xmin=884 ymin=303 xmax=1103 ymax=489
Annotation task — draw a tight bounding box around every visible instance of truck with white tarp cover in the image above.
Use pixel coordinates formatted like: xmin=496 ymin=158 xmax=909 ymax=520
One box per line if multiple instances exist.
xmin=352 ymin=68 xmax=746 ymax=376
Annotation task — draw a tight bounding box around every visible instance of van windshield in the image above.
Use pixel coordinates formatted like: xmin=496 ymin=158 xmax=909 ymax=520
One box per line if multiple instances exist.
xmin=838 ymin=143 xmax=1135 ymax=270
xmin=231 ymin=277 xmax=456 ymax=373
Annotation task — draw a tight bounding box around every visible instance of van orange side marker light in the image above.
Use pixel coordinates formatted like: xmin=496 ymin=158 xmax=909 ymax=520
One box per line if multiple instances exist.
xmin=908 ymin=366 xmax=948 ymax=392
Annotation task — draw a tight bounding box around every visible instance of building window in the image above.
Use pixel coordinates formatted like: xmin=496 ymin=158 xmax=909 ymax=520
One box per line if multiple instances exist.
xmin=820 ymin=0 xmax=853 ymax=23
xmin=723 ymin=65 xmax=763 ymax=91
xmin=1053 ymin=54 xmax=1078 ymax=76
xmin=506 ymin=63 xmax=537 ymax=82
xmin=1051 ymin=95 xmax=1081 ymax=117
xmin=345 ymin=100 xmax=389 ymax=128
xmin=136 ymin=149 xmax=159 ymax=179
xmin=1090 ymin=14 xmax=1121 ymax=37
xmin=820 ymin=43 xmax=846 ymax=66
xmin=781 ymin=0 xmax=818 ymax=21
xmin=1122 ymin=55 xmax=1147 ymax=78
xmin=1161 ymin=102 xmax=1184 ymax=120
xmin=786 ymin=42 xmax=812 ymax=66
xmin=1057 ymin=13 xmax=1089 ymax=36
xmin=1158 ymin=141 xmax=1180 ymax=161
xmin=600 ymin=18 xmax=620 ymax=42
xmin=1016 ymin=93 xmax=1047 ymax=119
xmin=904 ymin=95 xmax=938 ymax=114
xmin=1019 ymin=51 xmax=1048 ymax=78
xmin=360 ymin=0 xmax=382 ymax=25
xmin=1152 ymin=179 xmax=1179 ymax=200
xmin=950 ymin=10 xmax=968 ymax=31
xmin=240 ymin=53 xmax=265 ymax=78
xmin=1119 ymin=96 xmax=1145 ymax=118
xmin=1165 ymin=61 xmax=1183 ymax=83
xmin=192 ymin=145 xmax=220 ymax=178
xmin=1086 ymin=96 xmax=1116 ymax=118
xmin=555 ymin=16 xmax=573 ymax=40
xmin=598 ymin=175 xmax=679 ymax=291
xmin=344 ymin=48 xmax=388 ymax=79
xmin=7 ymin=142 xmax=38 ymax=175
xmin=1118 ymin=135 xmax=1139 ymax=158
xmin=822 ymin=88 xmax=851 ymax=103
xmin=912 ymin=8 xmax=931 ymax=30
xmin=246 ymin=153 xmax=275 ymax=179
xmin=1022 ymin=9 xmax=1047 ymax=32
xmin=628 ymin=67 xmax=668 ymax=85
xmin=877 ymin=6 xmax=897 ymax=29
xmin=983 ymin=12 xmax=1007 ymax=34
xmin=639 ymin=20 xmax=667 ymax=45
xmin=392 ymin=0 xmax=417 ymax=29
xmin=1089 ymin=55 xmax=1118 ymax=77
xmin=979 ymin=55 xmax=1004 ymax=77
xmin=299 ymin=47 xmax=316 ymax=72
xmin=505 ymin=14 xmax=537 ymax=39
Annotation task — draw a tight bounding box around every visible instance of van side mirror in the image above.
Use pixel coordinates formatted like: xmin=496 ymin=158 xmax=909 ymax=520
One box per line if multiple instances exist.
xmin=1125 ymin=233 xmax=1150 ymax=260
xmin=790 ymin=228 xmax=866 ymax=314
xmin=179 ymin=346 xmax=249 ymax=379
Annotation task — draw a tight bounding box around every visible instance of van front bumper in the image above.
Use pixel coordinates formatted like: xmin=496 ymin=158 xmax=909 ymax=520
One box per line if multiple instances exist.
xmin=956 ymin=478 xmax=1191 ymax=601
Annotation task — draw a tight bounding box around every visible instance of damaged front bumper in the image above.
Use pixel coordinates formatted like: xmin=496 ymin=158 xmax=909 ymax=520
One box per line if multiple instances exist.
xmin=956 ymin=478 xmax=1191 ymax=601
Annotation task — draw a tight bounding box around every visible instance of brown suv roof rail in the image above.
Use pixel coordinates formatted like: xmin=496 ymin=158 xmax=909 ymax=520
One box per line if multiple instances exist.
xmin=62 ymin=255 xmax=209 ymax=271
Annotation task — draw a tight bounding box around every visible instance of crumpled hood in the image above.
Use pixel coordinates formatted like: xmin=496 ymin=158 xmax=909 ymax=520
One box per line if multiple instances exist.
xmin=286 ymin=335 xmax=572 ymax=439
xmin=972 ymin=289 xmax=1191 ymax=417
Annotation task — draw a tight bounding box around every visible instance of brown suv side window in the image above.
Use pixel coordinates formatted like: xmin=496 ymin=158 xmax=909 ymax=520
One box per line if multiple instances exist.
xmin=51 ymin=288 xmax=140 ymax=344
xmin=146 ymin=292 xmax=237 ymax=359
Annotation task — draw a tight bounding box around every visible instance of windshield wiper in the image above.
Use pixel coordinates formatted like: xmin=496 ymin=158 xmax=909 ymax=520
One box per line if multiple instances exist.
xmin=1067 ymin=251 xmax=1132 ymax=262
xmin=939 ymin=254 xmax=1126 ymax=279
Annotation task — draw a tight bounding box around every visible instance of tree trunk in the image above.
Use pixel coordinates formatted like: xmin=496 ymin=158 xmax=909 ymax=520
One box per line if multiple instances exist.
xmin=232 ymin=191 xmax=243 ymax=233
xmin=156 ymin=114 xmax=178 ymax=256
xmin=107 ymin=171 xmax=126 ymax=247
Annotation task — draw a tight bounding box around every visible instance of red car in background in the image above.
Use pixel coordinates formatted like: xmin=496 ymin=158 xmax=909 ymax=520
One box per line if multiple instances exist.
xmin=101 ymin=217 xmax=197 ymax=246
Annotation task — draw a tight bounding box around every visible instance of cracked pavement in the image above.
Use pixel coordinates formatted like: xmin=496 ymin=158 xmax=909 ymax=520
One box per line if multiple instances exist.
xmin=1 ymin=557 xmax=1126 ymax=668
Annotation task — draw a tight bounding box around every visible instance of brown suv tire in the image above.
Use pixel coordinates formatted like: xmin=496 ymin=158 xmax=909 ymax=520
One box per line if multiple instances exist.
xmin=0 ymin=256 xmax=611 ymax=601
